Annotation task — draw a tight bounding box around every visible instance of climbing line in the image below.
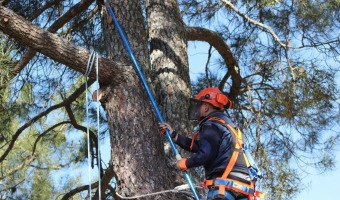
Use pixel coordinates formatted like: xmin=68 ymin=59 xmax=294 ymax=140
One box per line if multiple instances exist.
xmin=84 ymin=51 xmax=95 ymax=199
xmin=95 ymin=52 xmax=102 ymax=200
xmin=84 ymin=51 xmax=102 ymax=199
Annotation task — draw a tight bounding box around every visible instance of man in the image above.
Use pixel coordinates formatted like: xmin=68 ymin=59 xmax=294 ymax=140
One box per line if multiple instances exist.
xmin=159 ymin=88 xmax=254 ymax=200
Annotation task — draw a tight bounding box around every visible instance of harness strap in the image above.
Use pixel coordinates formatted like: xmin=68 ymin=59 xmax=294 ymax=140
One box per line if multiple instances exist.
xmin=205 ymin=179 xmax=254 ymax=200
xmin=190 ymin=132 xmax=199 ymax=151
xmin=206 ymin=117 xmax=253 ymax=199
xmin=204 ymin=116 xmax=266 ymax=199
xmin=221 ymin=147 xmax=240 ymax=179
xmin=207 ymin=117 xmax=244 ymax=179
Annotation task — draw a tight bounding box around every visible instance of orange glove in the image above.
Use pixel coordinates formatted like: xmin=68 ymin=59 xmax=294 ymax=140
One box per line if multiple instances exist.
xmin=178 ymin=158 xmax=187 ymax=171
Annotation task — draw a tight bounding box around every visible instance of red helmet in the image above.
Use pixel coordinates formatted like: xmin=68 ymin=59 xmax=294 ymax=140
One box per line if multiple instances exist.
xmin=194 ymin=88 xmax=232 ymax=109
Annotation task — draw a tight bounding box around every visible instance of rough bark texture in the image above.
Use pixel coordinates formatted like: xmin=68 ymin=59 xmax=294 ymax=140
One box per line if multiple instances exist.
xmin=146 ymin=0 xmax=201 ymax=195
xmin=0 ymin=1 xmax=199 ymax=199
xmin=100 ymin=0 xmax=175 ymax=198
xmin=0 ymin=5 xmax=129 ymax=86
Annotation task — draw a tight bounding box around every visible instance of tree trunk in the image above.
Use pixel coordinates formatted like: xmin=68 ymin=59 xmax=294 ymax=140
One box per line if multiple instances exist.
xmin=0 ymin=0 xmax=199 ymax=198
xmin=146 ymin=0 xmax=201 ymax=193
xmin=100 ymin=0 xmax=180 ymax=199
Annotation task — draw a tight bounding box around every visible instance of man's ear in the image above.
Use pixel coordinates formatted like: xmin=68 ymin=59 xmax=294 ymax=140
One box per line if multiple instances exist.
xmin=203 ymin=103 xmax=210 ymax=112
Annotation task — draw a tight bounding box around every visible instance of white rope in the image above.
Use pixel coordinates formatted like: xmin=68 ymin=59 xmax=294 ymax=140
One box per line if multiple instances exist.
xmin=95 ymin=53 xmax=102 ymax=200
xmin=85 ymin=51 xmax=94 ymax=199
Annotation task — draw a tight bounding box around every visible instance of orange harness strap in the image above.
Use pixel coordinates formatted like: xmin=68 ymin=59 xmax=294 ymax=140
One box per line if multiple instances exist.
xmin=206 ymin=117 xmax=254 ymax=200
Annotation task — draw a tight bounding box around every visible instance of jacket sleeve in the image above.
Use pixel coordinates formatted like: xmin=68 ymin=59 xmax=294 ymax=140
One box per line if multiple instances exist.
xmin=185 ymin=123 xmax=222 ymax=169
xmin=175 ymin=134 xmax=198 ymax=152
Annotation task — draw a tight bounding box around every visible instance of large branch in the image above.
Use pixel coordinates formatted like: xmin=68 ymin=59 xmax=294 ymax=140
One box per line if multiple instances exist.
xmin=0 ymin=5 xmax=132 ymax=85
xmin=186 ymin=26 xmax=241 ymax=100
xmin=14 ymin=0 xmax=96 ymax=75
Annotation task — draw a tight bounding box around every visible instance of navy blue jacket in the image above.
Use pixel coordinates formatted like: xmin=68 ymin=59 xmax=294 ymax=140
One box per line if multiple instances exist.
xmin=175 ymin=111 xmax=249 ymax=179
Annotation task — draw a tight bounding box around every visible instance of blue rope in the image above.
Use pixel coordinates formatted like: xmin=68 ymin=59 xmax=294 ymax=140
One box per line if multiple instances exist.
xmin=103 ymin=1 xmax=199 ymax=199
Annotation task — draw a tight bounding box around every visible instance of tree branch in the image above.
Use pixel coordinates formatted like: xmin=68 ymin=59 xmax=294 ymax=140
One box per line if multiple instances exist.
xmin=31 ymin=121 xmax=70 ymax=156
xmin=0 ymin=5 xmax=132 ymax=85
xmin=27 ymin=0 xmax=63 ymax=22
xmin=65 ymin=103 xmax=98 ymax=168
xmin=186 ymin=26 xmax=241 ymax=100
xmin=0 ymin=81 xmax=92 ymax=162
xmin=221 ymin=0 xmax=289 ymax=48
xmin=13 ymin=0 xmax=95 ymax=75
xmin=94 ymin=163 xmax=117 ymax=200
xmin=61 ymin=182 xmax=99 ymax=200
xmin=0 ymin=155 xmax=35 ymax=180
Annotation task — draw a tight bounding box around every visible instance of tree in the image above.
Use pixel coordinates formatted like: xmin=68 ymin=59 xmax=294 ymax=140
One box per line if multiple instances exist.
xmin=0 ymin=0 xmax=339 ymax=200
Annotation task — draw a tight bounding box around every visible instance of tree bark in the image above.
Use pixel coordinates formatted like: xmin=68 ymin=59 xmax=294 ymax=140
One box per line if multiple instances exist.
xmin=0 ymin=5 xmax=128 ymax=86
xmin=100 ymin=0 xmax=176 ymax=198
xmin=146 ymin=1 xmax=200 ymax=197
xmin=0 ymin=1 xmax=198 ymax=198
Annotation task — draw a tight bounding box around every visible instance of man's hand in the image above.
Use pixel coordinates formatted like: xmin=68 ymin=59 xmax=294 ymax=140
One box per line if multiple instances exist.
xmin=178 ymin=158 xmax=187 ymax=171
xmin=159 ymin=122 xmax=178 ymax=138
xmin=158 ymin=122 xmax=173 ymax=135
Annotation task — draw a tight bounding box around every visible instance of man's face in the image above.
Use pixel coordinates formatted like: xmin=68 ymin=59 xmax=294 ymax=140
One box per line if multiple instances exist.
xmin=188 ymin=99 xmax=210 ymax=120
xmin=188 ymin=98 xmax=201 ymax=120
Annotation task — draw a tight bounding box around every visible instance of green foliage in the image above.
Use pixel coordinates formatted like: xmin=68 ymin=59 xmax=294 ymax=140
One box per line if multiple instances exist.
xmin=0 ymin=21 xmax=93 ymax=199
xmin=187 ymin=1 xmax=340 ymax=198
xmin=0 ymin=41 xmax=14 ymax=88
xmin=0 ymin=0 xmax=339 ymax=199
xmin=30 ymin=171 xmax=54 ymax=200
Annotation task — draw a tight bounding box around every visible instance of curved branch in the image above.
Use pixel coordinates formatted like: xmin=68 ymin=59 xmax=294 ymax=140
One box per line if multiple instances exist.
xmin=186 ymin=26 xmax=241 ymax=100
xmin=65 ymin=103 xmax=98 ymax=168
xmin=63 ymin=5 xmax=99 ymax=36
xmin=0 ymin=81 xmax=93 ymax=162
xmin=0 ymin=155 xmax=35 ymax=180
xmin=61 ymin=182 xmax=98 ymax=200
xmin=27 ymin=0 xmax=63 ymax=22
xmin=32 ymin=121 xmax=70 ymax=156
xmin=205 ymin=45 xmax=212 ymax=87
xmin=94 ymin=163 xmax=117 ymax=200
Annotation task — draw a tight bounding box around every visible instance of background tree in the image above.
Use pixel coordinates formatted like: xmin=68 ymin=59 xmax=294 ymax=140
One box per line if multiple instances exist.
xmin=0 ymin=0 xmax=339 ymax=200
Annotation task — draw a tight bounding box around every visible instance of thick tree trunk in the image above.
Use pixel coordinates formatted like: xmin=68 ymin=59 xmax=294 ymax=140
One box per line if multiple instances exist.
xmin=146 ymin=0 xmax=201 ymax=194
xmin=100 ymin=0 xmax=177 ymax=199
xmin=0 ymin=1 xmax=199 ymax=198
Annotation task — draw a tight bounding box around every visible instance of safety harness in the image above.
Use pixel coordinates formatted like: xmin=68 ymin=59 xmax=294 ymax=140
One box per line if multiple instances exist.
xmin=202 ymin=117 xmax=265 ymax=200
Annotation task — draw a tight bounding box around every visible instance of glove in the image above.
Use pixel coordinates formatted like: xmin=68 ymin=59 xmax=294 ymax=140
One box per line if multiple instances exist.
xmin=178 ymin=158 xmax=187 ymax=171
xmin=158 ymin=122 xmax=177 ymax=138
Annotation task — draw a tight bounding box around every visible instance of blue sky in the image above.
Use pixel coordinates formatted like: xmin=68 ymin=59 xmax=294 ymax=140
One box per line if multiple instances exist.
xmin=295 ymin=152 xmax=340 ymax=200
xmin=187 ymin=41 xmax=340 ymax=200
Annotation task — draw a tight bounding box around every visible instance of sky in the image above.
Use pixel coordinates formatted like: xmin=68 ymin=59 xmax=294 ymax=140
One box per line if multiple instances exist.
xmin=79 ymin=39 xmax=340 ymax=200
xmin=187 ymin=41 xmax=340 ymax=200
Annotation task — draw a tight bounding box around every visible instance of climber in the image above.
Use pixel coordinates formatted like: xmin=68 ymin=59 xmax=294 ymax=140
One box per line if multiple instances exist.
xmin=159 ymin=88 xmax=255 ymax=200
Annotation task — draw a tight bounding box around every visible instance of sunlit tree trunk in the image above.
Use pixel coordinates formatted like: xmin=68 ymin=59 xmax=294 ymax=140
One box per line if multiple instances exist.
xmin=146 ymin=0 xmax=200 ymax=190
